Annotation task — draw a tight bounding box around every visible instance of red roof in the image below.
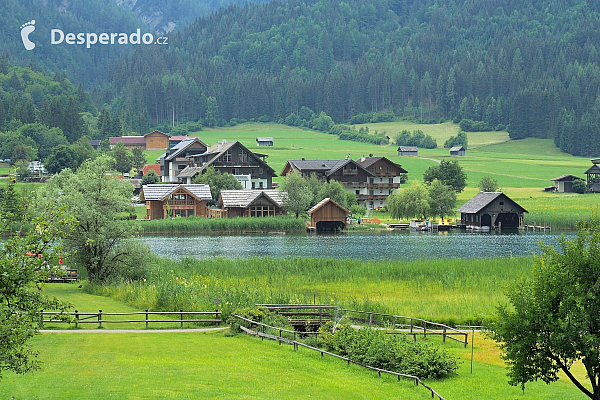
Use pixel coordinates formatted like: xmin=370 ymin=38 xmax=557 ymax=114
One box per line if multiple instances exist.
xmin=109 ymin=136 xmax=146 ymax=146
xmin=142 ymin=164 xmax=161 ymax=176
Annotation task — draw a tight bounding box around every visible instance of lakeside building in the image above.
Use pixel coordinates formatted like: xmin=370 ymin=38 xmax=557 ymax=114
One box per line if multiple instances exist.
xmin=141 ymin=184 xmax=212 ymax=220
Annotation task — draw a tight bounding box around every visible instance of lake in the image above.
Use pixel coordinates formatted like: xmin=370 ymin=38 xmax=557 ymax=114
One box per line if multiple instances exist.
xmin=142 ymin=230 xmax=574 ymax=260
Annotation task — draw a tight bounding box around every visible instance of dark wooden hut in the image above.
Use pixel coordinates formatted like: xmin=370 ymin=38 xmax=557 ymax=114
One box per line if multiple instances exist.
xmin=585 ymin=161 xmax=600 ymax=192
xmin=307 ymin=198 xmax=349 ymax=231
xmin=450 ymin=146 xmax=466 ymax=156
xmin=457 ymin=192 xmax=527 ymax=230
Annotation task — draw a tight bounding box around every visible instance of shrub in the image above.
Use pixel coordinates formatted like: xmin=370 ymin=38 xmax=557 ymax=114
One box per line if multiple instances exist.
xmin=395 ymin=130 xmax=437 ymax=149
xmin=459 ymin=119 xmax=491 ymax=132
xmin=444 ymin=131 xmax=468 ymax=149
xmin=572 ymin=179 xmax=586 ymax=194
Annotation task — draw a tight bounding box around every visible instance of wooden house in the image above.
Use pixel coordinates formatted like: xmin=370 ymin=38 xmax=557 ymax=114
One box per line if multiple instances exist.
xmin=450 ymin=146 xmax=466 ymax=156
xmin=141 ymin=184 xmax=212 ymax=220
xmin=397 ymin=146 xmax=418 ymax=156
xmin=307 ymin=198 xmax=350 ymax=231
xmin=256 ymin=137 xmax=274 ymax=146
xmin=457 ymin=192 xmax=527 ymax=230
xmin=550 ymin=174 xmax=584 ymax=193
xmin=585 ymin=159 xmax=600 ymax=192
xmin=178 ymin=140 xmax=276 ymax=189
xmin=144 ymin=130 xmax=170 ymax=150
xmin=216 ymin=190 xmax=286 ymax=218
xmin=157 ymin=138 xmax=208 ymax=182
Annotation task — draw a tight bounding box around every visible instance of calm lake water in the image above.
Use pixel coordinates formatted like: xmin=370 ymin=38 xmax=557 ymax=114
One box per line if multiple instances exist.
xmin=142 ymin=231 xmax=575 ymax=260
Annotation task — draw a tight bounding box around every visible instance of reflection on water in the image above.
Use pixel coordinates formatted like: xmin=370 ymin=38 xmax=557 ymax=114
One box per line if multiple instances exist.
xmin=142 ymin=231 xmax=574 ymax=261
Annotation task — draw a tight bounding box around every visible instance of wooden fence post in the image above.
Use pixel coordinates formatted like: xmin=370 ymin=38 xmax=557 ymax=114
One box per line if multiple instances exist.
xmin=369 ymin=312 xmax=373 ymax=327
xmin=98 ymin=310 xmax=102 ymax=328
xmin=145 ymin=310 xmax=149 ymax=329
xmin=40 ymin=310 xmax=44 ymax=328
xmin=75 ymin=310 xmax=79 ymax=329
xmin=443 ymin=327 xmax=446 ymax=343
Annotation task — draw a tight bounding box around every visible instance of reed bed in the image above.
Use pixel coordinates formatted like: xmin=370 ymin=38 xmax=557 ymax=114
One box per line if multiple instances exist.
xmin=86 ymin=256 xmax=532 ymax=326
xmin=135 ymin=215 xmax=306 ymax=233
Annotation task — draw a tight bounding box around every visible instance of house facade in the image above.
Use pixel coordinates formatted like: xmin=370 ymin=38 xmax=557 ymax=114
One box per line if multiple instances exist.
xmin=281 ymin=156 xmax=407 ymax=209
xmin=216 ymin=189 xmax=285 ymax=218
xmin=144 ymin=130 xmax=170 ymax=150
xmin=550 ymin=174 xmax=584 ymax=193
xmin=457 ymin=192 xmax=527 ymax=229
xmin=158 ymin=138 xmax=208 ymax=182
xmin=177 ymin=140 xmax=277 ymax=190
xmin=141 ymin=184 xmax=212 ymax=220
xmin=307 ymin=198 xmax=349 ymax=231
xmin=256 ymin=137 xmax=274 ymax=146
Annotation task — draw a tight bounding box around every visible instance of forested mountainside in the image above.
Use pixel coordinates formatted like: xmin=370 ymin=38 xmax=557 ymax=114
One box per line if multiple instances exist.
xmin=2 ymin=0 xmax=142 ymax=85
xmin=105 ymin=0 xmax=600 ymax=156
xmin=113 ymin=0 xmax=270 ymax=33
xmin=0 ymin=55 xmax=97 ymax=161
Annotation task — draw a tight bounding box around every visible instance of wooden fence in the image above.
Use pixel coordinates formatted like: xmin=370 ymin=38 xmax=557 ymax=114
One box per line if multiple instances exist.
xmin=232 ymin=314 xmax=446 ymax=400
xmin=40 ymin=310 xmax=221 ymax=329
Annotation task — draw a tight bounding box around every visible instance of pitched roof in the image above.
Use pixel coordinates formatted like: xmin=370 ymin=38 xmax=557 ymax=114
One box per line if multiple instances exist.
xmin=144 ymin=130 xmax=169 ymax=138
xmin=109 ymin=136 xmax=146 ymax=146
xmin=219 ymin=190 xmax=286 ymax=208
xmin=164 ymin=138 xmax=208 ymax=161
xmin=89 ymin=139 xmax=101 ymax=146
xmin=450 ymin=146 xmax=465 ymax=151
xmin=285 ymin=159 xmax=371 ymax=177
xmin=307 ymin=198 xmax=350 ymax=215
xmin=185 ymin=140 xmax=276 ymax=176
xmin=585 ymin=164 xmax=600 ymax=174
xmin=457 ymin=192 xmax=527 ymax=214
xmin=256 ymin=137 xmax=274 ymax=141
xmin=550 ymin=174 xmax=583 ymax=181
xmin=356 ymin=156 xmax=408 ymax=173
xmin=141 ymin=184 xmax=212 ymax=201
xmin=142 ymin=164 xmax=161 ymax=176
xmin=398 ymin=146 xmax=418 ymax=152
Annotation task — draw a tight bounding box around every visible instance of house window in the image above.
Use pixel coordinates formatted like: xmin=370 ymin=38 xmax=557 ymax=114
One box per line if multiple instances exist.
xmin=239 ymin=149 xmax=248 ymax=163
xmin=369 ymin=178 xmax=374 ymax=184
xmin=173 ymin=194 xmax=187 ymax=200
xmin=259 ymin=168 xmax=263 ymax=175
xmin=187 ymin=209 xmax=194 ymax=217
xmin=499 ymin=201 xmax=504 ymax=205
xmin=252 ymin=182 xmax=256 ymax=189
xmin=389 ymin=178 xmax=393 ymax=184
xmin=355 ymin=190 xmax=360 ymax=195
xmin=259 ymin=181 xmax=264 ymax=188
xmin=232 ymin=169 xmax=237 ymax=175
xmin=223 ymin=150 xmax=232 ymax=163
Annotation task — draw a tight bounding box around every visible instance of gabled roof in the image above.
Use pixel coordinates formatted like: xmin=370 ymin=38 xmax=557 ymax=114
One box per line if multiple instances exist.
xmin=307 ymin=198 xmax=350 ymax=215
xmin=283 ymin=159 xmax=373 ymax=177
xmin=398 ymin=146 xmax=418 ymax=152
xmin=177 ymin=166 xmax=204 ymax=179
xmin=550 ymin=174 xmax=583 ymax=181
xmin=356 ymin=156 xmax=408 ymax=173
xmin=141 ymin=184 xmax=212 ymax=201
xmin=163 ymin=138 xmax=208 ymax=161
xmin=457 ymin=192 xmax=527 ymax=214
xmin=256 ymin=137 xmax=273 ymax=142
xmin=450 ymin=146 xmax=465 ymax=152
xmin=219 ymin=190 xmax=286 ymax=208
xmin=184 ymin=140 xmax=276 ymax=176
xmin=585 ymin=164 xmax=600 ymax=174
xmin=89 ymin=139 xmax=101 ymax=146
xmin=109 ymin=136 xmax=146 ymax=146
xmin=144 ymin=130 xmax=169 ymax=138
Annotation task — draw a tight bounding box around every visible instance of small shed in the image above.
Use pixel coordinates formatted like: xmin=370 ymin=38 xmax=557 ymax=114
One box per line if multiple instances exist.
xmin=550 ymin=174 xmax=584 ymax=193
xmin=257 ymin=137 xmax=274 ymax=146
xmin=397 ymin=146 xmax=418 ymax=156
xmin=307 ymin=198 xmax=349 ymax=231
xmin=586 ymin=159 xmax=600 ymax=192
xmin=450 ymin=146 xmax=466 ymax=156
xmin=457 ymin=192 xmax=527 ymax=230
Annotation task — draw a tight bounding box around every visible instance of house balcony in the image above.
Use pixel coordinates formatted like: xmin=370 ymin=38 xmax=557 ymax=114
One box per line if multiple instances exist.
xmin=342 ymin=181 xmax=366 ymax=188
xmin=166 ymin=200 xmax=196 ymax=206
xmin=342 ymin=169 xmax=358 ymax=176
xmin=372 ymin=183 xmax=400 ymax=189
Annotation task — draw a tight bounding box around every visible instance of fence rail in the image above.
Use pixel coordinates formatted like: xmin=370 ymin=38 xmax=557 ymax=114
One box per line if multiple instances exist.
xmin=232 ymin=314 xmax=446 ymax=400
xmin=40 ymin=310 xmax=221 ymax=329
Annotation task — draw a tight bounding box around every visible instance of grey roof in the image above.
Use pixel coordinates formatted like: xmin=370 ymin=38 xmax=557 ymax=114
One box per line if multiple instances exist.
xmin=398 ymin=146 xmax=418 ymax=152
xmin=457 ymin=192 xmax=527 ymax=214
xmin=141 ymin=184 xmax=212 ymax=201
xmin=286 ymin=159 xmax=372 ymax=177
xmin=164 ymin=138 xmax=207 ymax=161
xmin=450 ymin=146 xmax=465 ymax=152
xmin=256 ymin=137 xmax=273 ymax=141
xmin=177 ymin=166 xmax=205 ymax=179
xmin=89 ymin=140 xmax=101 ymax=146
xmin=585 ymin=164 xmax=600 ymax=174
xmin=187 ymin=140 xmax=276 ymax=175
xmin=550 ymin=174 xmax=583 ymax=181
xmin=356 ymin=156 xmax=408 ymax=173
xmin=307 ymin=198 xmax=350 ymax=215
xmin=219 ymin=190 xmax=286 ymax=208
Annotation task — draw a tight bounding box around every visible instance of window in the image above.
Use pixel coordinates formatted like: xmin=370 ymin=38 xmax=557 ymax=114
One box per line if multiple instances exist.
xmin=239 ymin=149 xmax=248 ymax=163
xmin=355 ymin=190 xmax=360 ymax=195
xmin=223 ymin=150 xmax=232 ymax=163
xmin=173 ymin=194 xmax=187 ymax=200
xmin=389 ymin=178 xmax=393 ymax=184
xmin=259 ymin=181 xmax=264 ymax=188
xmin=252 ymin=182 xmax=256 ymax=189
xmin=232 ymin=168 xmax=237 ymax=175
xmin=499 ymin=201 xmax=504 ymax=205
xmin=259 ymin=168 xmax=263 ymax=175
xmin=369 ymin=178 xmax=374 ymax=184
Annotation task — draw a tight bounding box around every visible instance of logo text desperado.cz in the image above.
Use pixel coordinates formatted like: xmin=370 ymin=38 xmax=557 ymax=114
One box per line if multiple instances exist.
xmin=51 ymin=29 xmax=167 ymax=48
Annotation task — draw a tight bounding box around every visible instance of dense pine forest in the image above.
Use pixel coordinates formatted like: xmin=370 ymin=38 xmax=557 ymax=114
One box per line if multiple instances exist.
xmin=98 ymin=0 xmax=600 ymax=156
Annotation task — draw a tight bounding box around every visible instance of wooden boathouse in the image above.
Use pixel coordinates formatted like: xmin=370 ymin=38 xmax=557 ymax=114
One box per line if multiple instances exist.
xmin=457 ymin=192 xmax=527 ymax=230
xmin=307 ymin=198 xmax=349 ymax=231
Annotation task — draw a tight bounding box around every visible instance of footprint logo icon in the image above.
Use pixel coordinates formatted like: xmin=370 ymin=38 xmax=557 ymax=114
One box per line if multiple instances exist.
xmin=20 ymin=20 xmax=36 ymax=51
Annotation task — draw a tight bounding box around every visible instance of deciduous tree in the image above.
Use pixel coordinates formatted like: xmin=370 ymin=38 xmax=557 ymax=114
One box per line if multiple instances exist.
xmin=387 ymin=181 xmax=430 ymax=220
xmin=423 ymin=160 xmax=467 ymax=193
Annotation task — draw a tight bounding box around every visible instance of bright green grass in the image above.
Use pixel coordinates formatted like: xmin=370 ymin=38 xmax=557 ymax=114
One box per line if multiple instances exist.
xmin=135 ymin=215 xmax=306 ymax=233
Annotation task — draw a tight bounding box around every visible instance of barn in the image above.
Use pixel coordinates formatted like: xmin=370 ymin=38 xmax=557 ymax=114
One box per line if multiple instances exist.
xmin=397 ymin=146 xmax=418 ymax=156
xmin=307 ymin=198 xmax=349 ymax=231
xmin=450 ymin=146 xmax=466 ymax=156
xmin=457 ymin=192 xmax=527 ymax=230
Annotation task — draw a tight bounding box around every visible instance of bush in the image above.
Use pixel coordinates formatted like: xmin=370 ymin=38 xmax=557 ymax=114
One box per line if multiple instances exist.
xmin=572 ymin=179 xmax=586 ymax=194
xmin=395 ymin=130 xmax=437 ymax=149
xmin=318 ymin=321 xmax=459 ymax=378
xmin=459 ymin=119 xmax=491 ymax=132
xmin=444 ymin=131 xmax=468 ymax=149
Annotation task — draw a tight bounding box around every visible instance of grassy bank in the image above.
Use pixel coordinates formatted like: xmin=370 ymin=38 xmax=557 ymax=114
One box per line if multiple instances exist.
xmin=135 ymin=215 xmax=306 ymax=233
xmin=86 ymin=256 xmax=532 ymax=326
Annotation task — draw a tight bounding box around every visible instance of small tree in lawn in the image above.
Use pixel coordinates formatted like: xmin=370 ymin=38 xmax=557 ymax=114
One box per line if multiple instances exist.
xmin=1 ymin=178 xmax=76 ymax=380
xmin=387 ymin=181 xmax=430 ymax=220
xmin=423 ymin=160 xmax=467 ymax=193
xmin=478 ymin=175 xmax=500 ymax=192
xmin=281 ymin=170 xmax=313 ymax=218
xmin=427 ymin=179 xmax=456 ymax=222
xmin=489 ymin=217 xmax=600 ymax=399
